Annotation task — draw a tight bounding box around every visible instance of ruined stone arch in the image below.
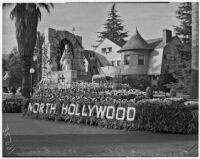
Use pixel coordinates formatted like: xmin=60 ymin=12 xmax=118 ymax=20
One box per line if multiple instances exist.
xmin=43 ymin=28 xmax=85 ymax=75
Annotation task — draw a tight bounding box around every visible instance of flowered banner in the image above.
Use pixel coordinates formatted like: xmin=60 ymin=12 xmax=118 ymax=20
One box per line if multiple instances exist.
xmin=28 ymin=102 xmax=136 ymax=121
xmin=23 ymin=97 xmax=199 ymax=134
xmin=5 ymin=82 xmax=196 ymax=134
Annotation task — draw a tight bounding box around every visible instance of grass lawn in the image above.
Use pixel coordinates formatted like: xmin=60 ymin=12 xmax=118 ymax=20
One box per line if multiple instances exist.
xmin=3 ymin=113 xmax=198 ymax=157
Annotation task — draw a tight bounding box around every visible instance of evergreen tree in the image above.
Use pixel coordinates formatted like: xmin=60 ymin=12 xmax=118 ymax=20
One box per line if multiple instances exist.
xmin=169 ymin=2 xmax=192 ymax=94
xmin=97 ymin=3 xmax=128 ymax=44
xmin=7 ymin=47 xmax=23 ymax=89
xmin=174 ymin=2 xmax=192 ymax=61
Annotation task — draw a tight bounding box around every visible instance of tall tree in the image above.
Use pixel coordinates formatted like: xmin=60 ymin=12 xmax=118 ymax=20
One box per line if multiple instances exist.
xmin=170 ymin=2 xmax=192 ymax=94
xmin=7 ymin=47 xmax=22 ymax=89
xmin=190 ymin=3 xmax=199 ymax=99
xmin=97 ymin=3 xmax=128 ymax=44
xmin=4 ymin=3 xmax=53 ymax=98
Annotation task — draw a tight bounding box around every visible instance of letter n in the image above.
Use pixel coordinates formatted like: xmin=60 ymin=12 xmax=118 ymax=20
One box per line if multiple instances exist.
xmin=27 ymin=103 xmax=34 ymax=113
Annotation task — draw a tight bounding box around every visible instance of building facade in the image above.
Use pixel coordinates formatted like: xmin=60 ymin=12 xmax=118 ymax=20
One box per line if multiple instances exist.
xmin=93 ymin=28 xmax=181 ymax=86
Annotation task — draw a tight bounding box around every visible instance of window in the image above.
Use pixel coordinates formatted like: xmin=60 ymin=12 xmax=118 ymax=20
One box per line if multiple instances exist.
xmin=117 ymin=60 xmax=121 ymax=66
xmin=138 ymin=55 xmax=144 ymax=65
xmin=101 ymin=47 xmax=112 ymax=54
xmin=108 ymin=47 xmax=112 ymax=52
xmin=124 ymin=55 xmax=130 ymax=65
xmin=101 ymin=48 xmax=106 ymax=53
xmin=152 ymin=75 xmax=157 ymax=80
xmin=111 ymin=61 xmax=115 ymax=66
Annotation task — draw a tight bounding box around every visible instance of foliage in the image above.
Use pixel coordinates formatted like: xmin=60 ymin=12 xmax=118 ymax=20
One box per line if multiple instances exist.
xmin=174 ymin=2 xmax=192 ymax=44
xmin=122 ymin=75 xmax=151 ymax=91
xmin=4 ymin=3 xmax=53 ymax=98
xmin=170 ymin=88 xmax=177 ymax=97
xmin=26 ymin=92 xmax=198 ymax=134
xmin=92 ymin=76 xmax=113 ymax=83
xmin=6 ymin=47 xmax=22 ymax=89
xmin=22 ymin=82 xmax=198 ymax=134
xmin=145 ymin=87 xmax=153 ymax=99
xmin=96 ymin=3 xmax=128 ymax=44
xmin=170 ymin=2 xmax=192 ymax=94
xmin=3 ymin=95 xmax=25 ymax=113
xmin=157 ymin=73 xmax=177 ymax=93
xmin=2 ymin=58 xmax=8 ymax=74
xmin=134 ymin=98 xmax=198 ymax=133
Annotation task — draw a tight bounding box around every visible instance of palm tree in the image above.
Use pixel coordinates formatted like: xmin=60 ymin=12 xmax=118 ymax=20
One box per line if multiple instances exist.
xmin=4 ymin=3 xmax=53 ymax=98
xmin=191 ymin=3 xmax=199 ymax=99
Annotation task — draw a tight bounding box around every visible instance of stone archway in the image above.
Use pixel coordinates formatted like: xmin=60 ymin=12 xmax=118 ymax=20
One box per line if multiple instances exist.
xmin=43 ymin=28 xmax=86 ymax=77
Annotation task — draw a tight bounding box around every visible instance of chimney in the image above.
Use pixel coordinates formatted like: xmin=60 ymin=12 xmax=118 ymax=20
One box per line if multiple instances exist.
xmin=163 ymin=29 xmax=172 ymax=44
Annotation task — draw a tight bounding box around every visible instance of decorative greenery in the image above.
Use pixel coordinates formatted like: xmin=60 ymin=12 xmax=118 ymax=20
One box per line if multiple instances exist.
xmin=26 ymin=97 xmax=198 ymax=134
xmin=170 ymin=88 xmax=177 ymax=97
xmin=3 ymin=47 xmax=22 ymax=89
xmin=122 ymin=75 xmax=151 ymax=91
xmin=169 ymin=2 xmax=192 ymax=94
xmin=145 ymin=86 xmax=154 ymax=99
xmin=3 ymin=95 xmax=25 ymax=113
xmin=24 ymin=83 xmax=198 ymax=134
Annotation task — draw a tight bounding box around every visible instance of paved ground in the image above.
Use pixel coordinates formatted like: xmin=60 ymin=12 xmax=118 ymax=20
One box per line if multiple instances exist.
xmin=3 ymin=113 xmax=198 ymax=157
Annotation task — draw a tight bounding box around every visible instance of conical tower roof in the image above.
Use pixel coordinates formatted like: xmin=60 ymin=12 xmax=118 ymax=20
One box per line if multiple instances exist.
xmin=118 ymin=28 xmax=153 ymax=52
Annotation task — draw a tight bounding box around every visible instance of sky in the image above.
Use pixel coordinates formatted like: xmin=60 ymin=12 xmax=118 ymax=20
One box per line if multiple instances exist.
xmin=3 ymin=2 xmax=181 ymax=54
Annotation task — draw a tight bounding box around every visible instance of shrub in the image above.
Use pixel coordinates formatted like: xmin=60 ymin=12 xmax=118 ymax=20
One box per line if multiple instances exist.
xmin=135 ymin=99 xmax=198 ymax=133
xmin=24 ymin=82 xmax=198 ymax=134
xmin=145 ymin=86 xmax=154 ymax=99
xmin=27 ymin=95 xmax=198 ymax=134
xmin=170 ymin=88 xmax=176 ymax=97
xmin=122 ymin=75 xmax=151 ymax=91
xmin=3 ymin=96 xmax=24 ymax=113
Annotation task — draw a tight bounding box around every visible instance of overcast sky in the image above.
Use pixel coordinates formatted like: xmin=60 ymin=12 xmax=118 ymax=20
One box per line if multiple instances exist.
xmin=3 ymin=2 xmax=180 ymax=54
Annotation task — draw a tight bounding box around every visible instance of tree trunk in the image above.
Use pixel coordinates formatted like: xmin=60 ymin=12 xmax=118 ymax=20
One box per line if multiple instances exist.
xmin=21 ymin=57 xmax=32 ymax=98
xmin=190 ymin=3 xmax=199 ymax=99
xmin=15 ymin=4 xmax=38 ymax=98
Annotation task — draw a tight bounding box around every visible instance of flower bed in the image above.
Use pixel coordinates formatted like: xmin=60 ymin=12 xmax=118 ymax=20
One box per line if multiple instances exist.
xmin=24 ymin=83 xmax=198 ymax=134
xmin=26 ymin=98 xmax=198 ymax=134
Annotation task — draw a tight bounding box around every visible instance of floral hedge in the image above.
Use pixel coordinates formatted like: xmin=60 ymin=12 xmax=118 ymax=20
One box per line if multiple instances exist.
xmin=25 ymin=97 xmax=198 ymax=134
xmin=4 ymin=82 xmax=198 ymax=134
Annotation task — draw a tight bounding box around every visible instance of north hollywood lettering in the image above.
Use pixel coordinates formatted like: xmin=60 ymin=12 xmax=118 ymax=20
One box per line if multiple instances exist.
xmin=28 ymin=103 xmax=136 ymax=121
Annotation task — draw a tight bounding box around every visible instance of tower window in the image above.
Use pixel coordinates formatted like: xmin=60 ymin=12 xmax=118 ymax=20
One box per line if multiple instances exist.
xmin=124 ymin=55 xmax=130 ymax=65
xmin=111 ymin=61 xmax=115 ymax=66
xmin=138 ymin=55 xmax=144 ymax=65
xmin=117 ymin=60 xmax=121 ymax=66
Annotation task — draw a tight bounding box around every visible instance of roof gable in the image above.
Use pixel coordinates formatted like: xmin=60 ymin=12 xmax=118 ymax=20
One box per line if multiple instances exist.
xmin=147 ymin=36 xmax=180 ymax=49
xmin=95 ymin=37 xmax=126 ymax=50
xmin=118 ymin=28 xmax=153 ymax=52
xmin=106 ymin=37 xmax=126 ymax=47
